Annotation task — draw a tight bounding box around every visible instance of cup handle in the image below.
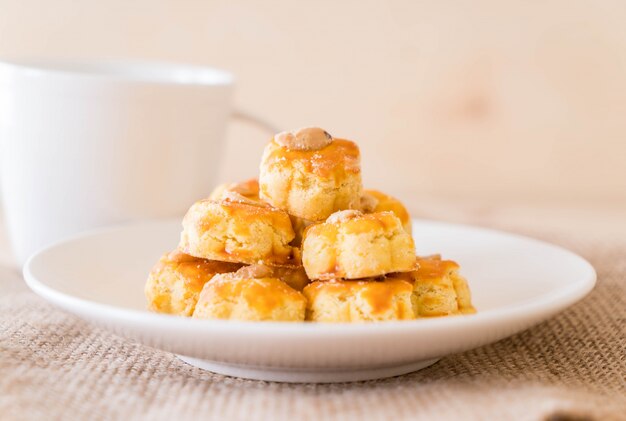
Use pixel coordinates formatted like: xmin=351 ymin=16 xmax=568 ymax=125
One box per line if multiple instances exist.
xmin=232 ymin=109 xmax=280 ymax=135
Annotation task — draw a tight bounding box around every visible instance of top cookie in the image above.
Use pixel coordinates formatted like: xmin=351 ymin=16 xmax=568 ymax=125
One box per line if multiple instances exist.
xmin=259 ymin=127 xmax=363 ymax=221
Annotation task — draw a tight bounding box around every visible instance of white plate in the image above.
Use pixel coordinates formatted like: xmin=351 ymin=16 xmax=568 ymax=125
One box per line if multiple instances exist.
xmin=24 ymin=219 xmax=596 ymax=383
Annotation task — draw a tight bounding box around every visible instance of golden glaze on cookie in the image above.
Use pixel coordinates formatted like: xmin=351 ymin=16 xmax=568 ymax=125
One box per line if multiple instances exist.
xmin=179 ymin=197 xmax=297 ymax=266
xmin=192 ymin=266 xmax=306 ymax=321
xmin=259 ymin=130 xmax=363 ymax=221
xmin=303 ymin=278 xmax=415 ymax=322
xmin=406 ymin=255 xmax=476 ymax=317
xmin=145 ymin=251 xmax=242 ymax=316
xmin=301 ymin=210 xmax=416 ymax=280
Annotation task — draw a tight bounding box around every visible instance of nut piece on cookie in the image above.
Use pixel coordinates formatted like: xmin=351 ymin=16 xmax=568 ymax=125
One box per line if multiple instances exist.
xmin=233 ymin=263 xmax=310 ymax=291
xmin=209 ymin=179 xmax=260 ymax=201
xmin=408 ymin=255 xmax=476 ymax=317
xmin=267 ymin=265 xmax=311 ymax=291
xmin=303 ymin=278 xmax=415 ymax=322
xmin=259 ymin=127 xmax=363 ymax=221
xmin=301 ymin=210 xmax=416 ymax=280
xmin=360 ymin=189 xmax=412 ymax=234
xmin=274 ymin=127 xmax=333 ymax=151
xmin=192 ymin=265 xmax=307 ymax=321
xmin=144 ymin=251 xmax=242 ymax=316
xmin=179 ymin=196 xmax=297 ymax=266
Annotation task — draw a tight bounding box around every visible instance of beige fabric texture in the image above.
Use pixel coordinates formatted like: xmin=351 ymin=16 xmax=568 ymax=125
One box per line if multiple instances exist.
xmin=0 ymin=224 xmax=624 ymax=421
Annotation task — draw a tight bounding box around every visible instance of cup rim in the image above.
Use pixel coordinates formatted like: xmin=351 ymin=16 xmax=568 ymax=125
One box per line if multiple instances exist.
xmin=0 ymin=58 xmax=234 ymax=86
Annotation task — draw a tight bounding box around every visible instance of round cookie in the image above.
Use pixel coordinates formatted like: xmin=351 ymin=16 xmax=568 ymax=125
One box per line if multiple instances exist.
xmin=259 ymin=127 xmax=363 ymax=221
xmin=303 ymin=278 xmax=415 ymax=322
xmin=192 ymin=265 xmax=307 ymax=321
xmin=360 ymin=189 xmax=412 ymax=234
xmin=209 ymin=178 xmax=260 ymax=201
xmin=301 ymin=210 xmax=416 ymax=280
xmin=144 ymin=251 xmax=242 ymax=316
xmin=410 ymin=255 xmax=476 ymax=317
xmin=179 ymin=194 xmax=298 ymax=266
xmin=208 ymin=178 xmax=315 ymax=248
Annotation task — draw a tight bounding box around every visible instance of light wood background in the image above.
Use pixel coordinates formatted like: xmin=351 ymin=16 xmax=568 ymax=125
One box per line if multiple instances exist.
xmin=1 ymin=0 xmax=625 ymax=209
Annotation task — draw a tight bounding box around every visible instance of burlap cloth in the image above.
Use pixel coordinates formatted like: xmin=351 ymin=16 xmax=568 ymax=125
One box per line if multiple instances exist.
xmin=0 ymin=217 xmax=624 ymax=421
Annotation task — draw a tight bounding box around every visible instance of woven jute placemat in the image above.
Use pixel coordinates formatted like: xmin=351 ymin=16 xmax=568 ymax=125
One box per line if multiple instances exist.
xmin=1 ymin=225 xmax=624 ymax=421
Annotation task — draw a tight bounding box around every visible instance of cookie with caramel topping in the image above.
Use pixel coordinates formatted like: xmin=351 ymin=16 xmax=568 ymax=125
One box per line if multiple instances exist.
xmin=192 ymin=265 xmax=306 ymax=321
xmin=179 ymin=195 xmax=298 ymax=266
xmin=301 ymin=210 xmax=416 ymax=280
xmin=259 ymin=127 xmax=363 ymax=221
xmin=394 ymin=255 xmax=476 ymax=317
xmin=303 ymin=278 xmax=415 ymax=322
xmin=144 ymin=251 xmax=242 ymax=316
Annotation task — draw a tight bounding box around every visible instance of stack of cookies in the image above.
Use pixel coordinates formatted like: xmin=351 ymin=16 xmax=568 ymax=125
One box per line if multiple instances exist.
xmin=145 ymin=127 xmax=475 ymax=322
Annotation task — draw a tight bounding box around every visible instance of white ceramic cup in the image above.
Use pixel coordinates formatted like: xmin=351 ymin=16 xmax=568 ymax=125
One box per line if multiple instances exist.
xmin=0 ymin=59 xmax=259 ymax=265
